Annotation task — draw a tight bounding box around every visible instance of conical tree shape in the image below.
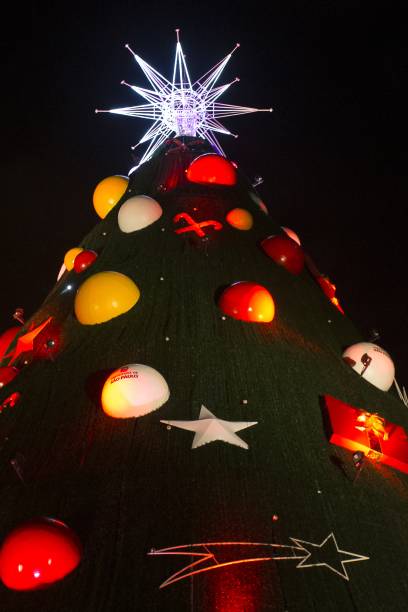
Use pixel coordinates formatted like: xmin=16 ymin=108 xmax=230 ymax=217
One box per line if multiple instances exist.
xmin=1 ymin=137 xmax=407 ymax=611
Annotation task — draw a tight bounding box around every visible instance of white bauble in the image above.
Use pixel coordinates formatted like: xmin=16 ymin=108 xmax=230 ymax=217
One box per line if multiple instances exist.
xmin=118 ymin=196 xmax=163 ymax=232
xmin=101 ymin=364 xmax=170 ymax=418
xmin=342 ymin=342 xmax=395 ymax=391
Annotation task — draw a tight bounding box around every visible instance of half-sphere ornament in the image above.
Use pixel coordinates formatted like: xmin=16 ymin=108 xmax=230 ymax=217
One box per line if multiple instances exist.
xmin=118 ymin=195 xmax=163 ymax=232
xmin=0 ymin=366 xmax=19 ymax=389
xmin=93 ymin=175 xmax=128 ymax=219
xmin=342 ymin=342 xmax=395 ymax=391
xmin=218 ymin=282 xmax=275 ymax=323
xmin=186 ymin=154 xmax=236 ymax=186
xmin=75 ymin=271 xmax=140 ymax=325
xmin=226 ymin=208 xmax=253 ymax=230
xmin=73 ymin=250 xmax=98 ymax=273
xmin=261 ymin=235 xmax=305 ymax=275
xmin=64 ymin=247 xmax=83 ymax=272
xmin=101 ymin=364 xmax=170 ymax=418
xmin=282 ymin=226 xmax=301 ymax=245
xmin=0 ymin=327 xmax=20 ymax=360
xmin=0 ymin=518 xmax=82 ymax=591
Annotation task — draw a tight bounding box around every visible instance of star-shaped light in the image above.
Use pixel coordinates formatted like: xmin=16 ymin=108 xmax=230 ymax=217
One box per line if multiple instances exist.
xmin=96 ymin=29 xmax=272 ymax=172
xmin=6 ymin=317 xmax=53 ymax=365
xmin=161 ymin=405 xmax=257 ymax=449
xmin=290 ymin=532 xmax=369 ymax=580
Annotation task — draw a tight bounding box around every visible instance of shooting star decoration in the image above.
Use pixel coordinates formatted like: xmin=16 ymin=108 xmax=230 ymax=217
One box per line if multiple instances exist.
xmin=148 ymin=533 xmax=369 ymax=588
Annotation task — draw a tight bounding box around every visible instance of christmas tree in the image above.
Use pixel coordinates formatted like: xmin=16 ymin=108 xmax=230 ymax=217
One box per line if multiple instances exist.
xmin=1 ymin=33 xmax=408 ymax=612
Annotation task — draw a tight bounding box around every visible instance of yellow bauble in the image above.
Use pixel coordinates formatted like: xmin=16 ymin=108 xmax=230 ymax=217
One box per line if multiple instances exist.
xmin=93 ymin=175 xmax=129 ymax=219
xmin=75 ymin=271 xmax=140 ymax=325
xmin=64 ymin=247 xmax=83 ymax=271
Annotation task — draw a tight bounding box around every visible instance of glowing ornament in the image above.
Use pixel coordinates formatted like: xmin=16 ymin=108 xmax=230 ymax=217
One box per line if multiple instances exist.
xmin=0 ymin=518 xmax=82 ymax=591
xmin=324 ymin=395 xmax=408 ymax=474
xmin=0 ymin=327 xmax=20 ymax=360
xmin=342 ymin=342 xmax=395 ymax=391
xmin=101 ymin=364 xmax=170 ymax=418
xmin=261 ymin=235 xmax=305 ymax=275
xmin=186 ymin=154 xmax=237 ymax=186
xmin=316 ymin=276 xmax=345 ymax=314
xmin=93 ymin=175 xmax=128 ymax=219
xmin=64 ymin=248 xmax=83 ymax=272
xmin=218 ymin=282 xmax=275 ymax=323
xmin=75 ymin=271 xmax=140 ymax=325
xmin=73 ymin=250 xmax=98 ymax=273
xmin=0 ymin=391 xmax=21 ymax=413
xmin=226 ymin=208 xmax=253 ymax=230
xmin=174 ymin=212 xmax=222 ymax=237
xmin=118 ymin=196 xmax=163 ymax=233
xmin=0 ymin=367 xmax=19 ymax=389
xmin=282 ymin=226 xmax=301 ymax=245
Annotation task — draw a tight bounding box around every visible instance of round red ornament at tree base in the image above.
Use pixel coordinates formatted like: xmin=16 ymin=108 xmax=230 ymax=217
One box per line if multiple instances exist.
xmin=261 ymin=235 xmax=305 ymax=275
xmin=218 ymin=282 xmax=275 ymax=322
xmin=73 ymin=250 xmax=98 ymax=273
xmin=0 ymin=367 xmax=19 ymax=389
xmin=0 ymin=518 xmax=82 ymax=591
xmin=186 ymin=154 xmax=237 ymax=186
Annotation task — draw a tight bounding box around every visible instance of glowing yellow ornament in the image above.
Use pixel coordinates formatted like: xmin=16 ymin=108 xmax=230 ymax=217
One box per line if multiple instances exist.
xmin=64 ymin=248 xmax=83 ymax=271
xmin=74 ymin=271 xmax=140 ymax=325
xmin=93 ymin=176 xmax=128 ymax=219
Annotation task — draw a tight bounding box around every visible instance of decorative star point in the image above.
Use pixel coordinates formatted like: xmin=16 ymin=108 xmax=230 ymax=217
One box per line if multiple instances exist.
xmin=161 ymin=404 xmax=257 ymax=449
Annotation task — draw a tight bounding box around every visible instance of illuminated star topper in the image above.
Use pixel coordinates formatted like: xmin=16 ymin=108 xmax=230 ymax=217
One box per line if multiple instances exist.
xmin=96 ymin=29 xmax=272 ymax=172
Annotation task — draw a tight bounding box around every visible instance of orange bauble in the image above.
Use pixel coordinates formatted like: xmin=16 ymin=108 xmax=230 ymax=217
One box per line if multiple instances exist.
xmin=186 ymin=154 xmax=237 ymax=185
xmin=64 ymin=247 xmax=83 ymax=271
xmin=226 ymin=208 xmax=253 ymax=230
xmin=218 ymin=282 xmax=275 ymax=323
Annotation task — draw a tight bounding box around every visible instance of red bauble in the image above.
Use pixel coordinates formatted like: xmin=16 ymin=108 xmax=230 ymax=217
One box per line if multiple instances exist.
xmin=186 ymin=154 xmax=236 ymax=186
xmin=0 ymin=366 xmax=19 ymax=389
xmin=218 ymin=282 xmax=275 ymax=323
xmin=0 ymin=327 xmax=20 ymax=360
xmin=0 ymin=518 xmax=82 ymax=591
xmin=261 ymin=235 xmax=305 ymax=275
xmin=73 ymin=250 xmax=98 ymax=273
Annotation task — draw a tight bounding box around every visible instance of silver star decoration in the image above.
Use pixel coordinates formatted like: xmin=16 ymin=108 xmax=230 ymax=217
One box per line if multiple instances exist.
xmin=96 ymin=29 xmax=272 ymax=171
xmin=161 ymin=405 xmax=257 ymax=449
xmin=290 ymin=532 xmax=369 ymax=580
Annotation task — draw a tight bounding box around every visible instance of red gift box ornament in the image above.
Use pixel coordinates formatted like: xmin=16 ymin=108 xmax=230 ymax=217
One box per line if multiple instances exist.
xmin=323 ymin=395 xmax=408 ymax=474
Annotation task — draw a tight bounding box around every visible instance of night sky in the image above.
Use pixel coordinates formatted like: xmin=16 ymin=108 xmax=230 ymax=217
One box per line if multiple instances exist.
xmin=1 ymin=2 xmax=406 ymax=381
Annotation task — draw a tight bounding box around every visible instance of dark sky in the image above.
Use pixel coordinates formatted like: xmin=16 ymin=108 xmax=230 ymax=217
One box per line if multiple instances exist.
xmin=1 ymin=2 xmax=407 ymax=381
